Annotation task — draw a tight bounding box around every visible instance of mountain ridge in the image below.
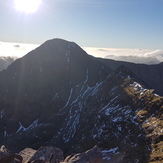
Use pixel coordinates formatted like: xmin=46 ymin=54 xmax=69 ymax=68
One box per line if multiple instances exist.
xmin=98 ymin=58 xmax=163 ymax=96
xmin=0 ymin=38 xmax=162 ymax=162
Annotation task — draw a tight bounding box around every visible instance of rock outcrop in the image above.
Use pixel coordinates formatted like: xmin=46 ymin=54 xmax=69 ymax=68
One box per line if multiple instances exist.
xmin=18 ymin=148 xmax=36 ymax=163
xmin=28 ymin=146 xmax=63 ymax=163
xmin=0 ymin=145 xmax=15 ymax=163
xmin=63 ymin=146 xmax=102 ymax=163
xmin=0 ymin=145 xmax=102 ymax=163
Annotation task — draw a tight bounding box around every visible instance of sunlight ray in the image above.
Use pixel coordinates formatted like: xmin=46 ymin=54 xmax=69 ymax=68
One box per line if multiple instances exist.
xmin=14 ymin=0 xmax=41 ymax=13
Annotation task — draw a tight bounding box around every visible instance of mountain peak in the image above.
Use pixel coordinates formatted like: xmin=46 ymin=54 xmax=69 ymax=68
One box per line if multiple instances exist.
xmin=39 ymin=38 xmax=78 ymax=52
xmin=43 ymin=38 xmax=76 ymax=45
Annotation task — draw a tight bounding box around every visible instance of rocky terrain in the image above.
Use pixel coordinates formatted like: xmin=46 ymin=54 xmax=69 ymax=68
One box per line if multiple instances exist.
xmin=0 ymin=145 xmax=103 ymax=163
xmin=99 ymin=58 xmax=163 ymax=96
xmin=0 ymin=39 xmax=162 ymax=162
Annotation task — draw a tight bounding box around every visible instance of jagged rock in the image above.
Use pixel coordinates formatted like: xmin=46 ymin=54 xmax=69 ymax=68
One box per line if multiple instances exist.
xmin=31 ymin=161 xmax=45 ymax=163
xmin=64 ymin=145 xmax=102 ymax=163
xmin=18 ymin=148 xmax=36 ymax=163
xmin=0 ymin=145 xmax=15 ymax=163
xmin=0 ymin=145 xmax=9 ymax=153
xmin=12 ymin=154 xmax=23 ymax=163
xmin=28 ymin=146 xmax=63 ymax=163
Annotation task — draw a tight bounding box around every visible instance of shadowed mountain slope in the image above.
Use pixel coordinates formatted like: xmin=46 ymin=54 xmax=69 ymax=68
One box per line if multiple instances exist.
xmin=0 ymin=39 xmax=162 ymax=162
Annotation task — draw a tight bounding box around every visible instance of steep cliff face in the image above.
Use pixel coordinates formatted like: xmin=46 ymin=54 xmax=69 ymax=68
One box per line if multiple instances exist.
xmin=0 ymin=39 xmax=162 ymax=162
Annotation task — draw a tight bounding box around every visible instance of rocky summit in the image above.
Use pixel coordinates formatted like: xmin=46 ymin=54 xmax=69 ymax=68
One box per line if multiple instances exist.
xmin=0 ymin=38 xmax=162 ymax=163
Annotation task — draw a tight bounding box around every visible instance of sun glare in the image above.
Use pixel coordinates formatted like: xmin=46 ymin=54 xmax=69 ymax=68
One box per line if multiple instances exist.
xmin=14 ymin=0 xmax=41 ymax=13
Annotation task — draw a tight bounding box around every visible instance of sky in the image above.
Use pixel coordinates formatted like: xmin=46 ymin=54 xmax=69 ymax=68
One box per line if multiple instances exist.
xmin=0 ymin=0 xmax=163 ymax=64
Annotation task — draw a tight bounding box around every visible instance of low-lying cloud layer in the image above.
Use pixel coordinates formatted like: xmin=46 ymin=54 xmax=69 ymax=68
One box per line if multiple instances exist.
xmin=0 ymin=56 xmax=18 ymax=71
xmin=0 ymin=41 xmax=163 ymax=71
xmin=0 ymin=41 xmax=40 ymax=71
xmin=0 ymin=41 xmax=39 ymax=57
xmin=84 ymin=47 xmax=163 ymax=65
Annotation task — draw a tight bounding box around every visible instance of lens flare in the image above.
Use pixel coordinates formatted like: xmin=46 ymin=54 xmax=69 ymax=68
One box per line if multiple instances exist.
xmin=14 ymin=0 xmax=41 ymax=13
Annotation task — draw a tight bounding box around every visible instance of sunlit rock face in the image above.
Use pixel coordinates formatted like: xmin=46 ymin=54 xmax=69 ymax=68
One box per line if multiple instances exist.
xmin=0 ymin=39 xmax=162 ymax=163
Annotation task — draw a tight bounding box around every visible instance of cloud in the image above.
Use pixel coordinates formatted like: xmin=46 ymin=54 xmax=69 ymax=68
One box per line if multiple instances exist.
xmin=0 ymin=41 xmax=163 ymax=66
xmin=0 ymin=41 xmax=39 ymax=71
xmin=0 ymin=41 xmax=39 ymax=57
xmin=13 ymin=44 xmax=20 ymax=48
xmin=13 ymin=44 xmax=24 ymax=49
xmin=0 ymin=56 xmax=18 ymax=71
xmin=109 ymin=55 xmax=160 ymax=65
xmin=84 ymin=47 xmax=163 ymax=64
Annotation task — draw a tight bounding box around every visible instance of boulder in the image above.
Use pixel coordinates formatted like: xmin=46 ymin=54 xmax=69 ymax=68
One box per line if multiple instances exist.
xmin=28 ymin=146 xmax=63 ymax=163
xmin=64 ymin=145 xmax=102 ymax=163
xmin=0 ymin=145 xmax=15 ymax=163
xmin=18 ymin=148 xmax=37 ymax=163
xmin=12 ymin=154 xmax=23 ymax=163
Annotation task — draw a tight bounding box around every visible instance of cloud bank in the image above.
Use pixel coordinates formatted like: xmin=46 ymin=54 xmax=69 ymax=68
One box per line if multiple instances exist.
xmin=0 ymin=56 xmax=18 ymax=71
xmin=0 ymin=41 xmax=39 ymax=57
xmin=84 ymin=47 xmax=163 ymax=65
xmin=0 ymin=41 xmax=40 ymax=71
xmin=0 ymin=41 xmax=163 ymax=71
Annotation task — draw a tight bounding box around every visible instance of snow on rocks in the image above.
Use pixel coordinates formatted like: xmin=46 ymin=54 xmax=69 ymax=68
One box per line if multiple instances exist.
xmin=16 ymin=119 xmax=40 ymax=133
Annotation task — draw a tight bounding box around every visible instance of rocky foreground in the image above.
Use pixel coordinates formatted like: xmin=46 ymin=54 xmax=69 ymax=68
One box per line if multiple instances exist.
xmin=0 ymin=145 xmax=104 ymax=163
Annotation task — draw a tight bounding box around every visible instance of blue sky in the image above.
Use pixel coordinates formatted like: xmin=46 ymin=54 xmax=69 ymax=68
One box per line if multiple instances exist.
xmin=0 ymin=0 xmax=163 ymax=49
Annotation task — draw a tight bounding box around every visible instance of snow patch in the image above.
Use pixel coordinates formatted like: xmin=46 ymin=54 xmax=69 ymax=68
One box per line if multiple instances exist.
xmin=84 ymin=68 xmax=89 ymax=84
xmin=110 ymin=86 xmax=118 ymax=92
xmin=130 ymin=82 xmax=147 ymax=94
xmin=102 ymin=147 xmax=119 ymax=160
xmin=65 ymin=50 xmax=70 ymax=63
xmin=16 ymin=119 xmax=39 ymax=133
xmin=51 ymin=93 xmax=58 ymax=101
xmin=118 ymin=126 xmax=122 ymax=131
xmin=40 ymin=67 xmax=43 ymax=72
xmin=4 ymin=127 xmax=7 ymax=138
xmin=3 ymin=88 xmax=9 ymax=101
xmin=0 ymin=110 xmax=5 ymax=118
xmin=63 ymin=114 xmax=80 ymax=142
xmin=112 ymin=116 xmax=122 ymax=122
xmin=99 ymin=95 xmax=120 ymax=113
xmin=102 ymin=147 xmax=119 ymax=154
xmin=60 ymin=88 xmax=73 ymax=110
xmin=65 ymin=88 xmax=73 ymax=107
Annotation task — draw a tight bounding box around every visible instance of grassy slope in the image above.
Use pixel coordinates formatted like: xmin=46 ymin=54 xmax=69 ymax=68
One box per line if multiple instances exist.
xmin=122 ymin=78 xmax=163 ymax=162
